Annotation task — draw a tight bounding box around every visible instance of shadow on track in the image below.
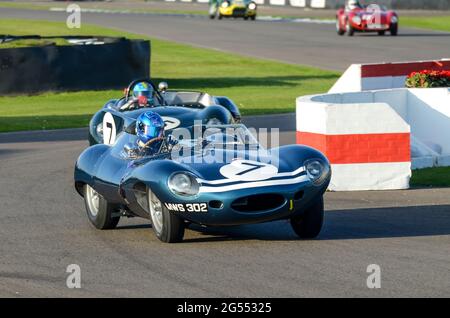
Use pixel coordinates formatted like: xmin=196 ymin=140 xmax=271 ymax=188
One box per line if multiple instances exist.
xmin=153 ymin=74 xmax=340 ymax=90
xmin=356 ymin=32 xmax=450 ymax=37
xmin=115 ymin=204 xmax=450 ymax=243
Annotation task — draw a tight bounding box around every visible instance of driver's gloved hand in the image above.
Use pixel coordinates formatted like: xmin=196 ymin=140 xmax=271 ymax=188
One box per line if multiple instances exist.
xmin=167 ymin=135 xmax=179 ymax=147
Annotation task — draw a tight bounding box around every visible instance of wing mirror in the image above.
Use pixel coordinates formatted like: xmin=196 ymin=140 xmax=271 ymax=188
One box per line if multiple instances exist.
xmin=158 ymin=81 xmax=168 ymax=92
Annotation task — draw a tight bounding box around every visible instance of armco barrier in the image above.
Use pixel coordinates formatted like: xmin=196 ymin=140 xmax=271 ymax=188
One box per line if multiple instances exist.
xmin=0 ymin=36 xmax=150 ymax=95
xmin=296 ymin=88 xmax=450 ymax=191
xmin=329 ymin=59 xmax=450 ymax=93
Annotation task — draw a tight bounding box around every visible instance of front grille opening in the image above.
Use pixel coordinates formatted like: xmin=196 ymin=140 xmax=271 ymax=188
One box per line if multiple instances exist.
xmin=231 ymin=194 xmax=285 ymax=212
xmin=294 ymin=190 xmax=304 ymax=201
xmin=209 ymin=200 xmax=223 ymax=209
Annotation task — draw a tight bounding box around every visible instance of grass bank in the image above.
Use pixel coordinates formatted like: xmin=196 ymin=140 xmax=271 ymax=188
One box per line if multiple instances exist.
xmin=0 ymin=19 xmax=339 ymax=132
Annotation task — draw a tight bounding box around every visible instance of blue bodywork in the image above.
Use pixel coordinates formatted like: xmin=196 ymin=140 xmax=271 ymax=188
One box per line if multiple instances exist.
xmin=75 ymin=126 xmax=330 ymax=226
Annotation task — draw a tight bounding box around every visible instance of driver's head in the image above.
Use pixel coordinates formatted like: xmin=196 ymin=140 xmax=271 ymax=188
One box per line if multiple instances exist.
xmin=133 ymin=82 xmax=154 ymax=104
xmin=136 ymin=111 xmax=165 ymax=145
xmin=347 ymin=0 xmax=361 ymax=9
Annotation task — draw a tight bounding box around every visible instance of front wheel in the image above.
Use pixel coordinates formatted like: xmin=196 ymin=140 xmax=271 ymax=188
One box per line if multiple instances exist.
xmin=290 ymin=197 xmax=324 ymax=239
xmin=250 ymin=15 xmax=256 ymax=21
xmin=84 ymin=184 xmax=120 ymax=230
xmin=336 ymin=18 xmax=345 ymax=35
xmin=148 ymin=189 xmax=185 ymax=243
xmin=209 ymin=4 xmax=217 ymax=19
xmin=378 ymin=30 xmax=386 ymax=36
xmin=346 ymin=20 xmax=354 ymax=36
xmin=390 ymin=23 xmax=398 ymax=36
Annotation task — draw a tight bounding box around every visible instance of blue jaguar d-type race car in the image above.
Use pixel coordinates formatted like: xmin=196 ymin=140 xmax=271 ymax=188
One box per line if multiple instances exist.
xmin=88 ymin=79 xmax=241 ymax=145
xmin=75 ymin=113 xmax=330 ymax=243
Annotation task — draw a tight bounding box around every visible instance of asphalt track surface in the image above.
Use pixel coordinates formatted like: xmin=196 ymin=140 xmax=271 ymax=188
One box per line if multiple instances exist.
xmin=1 ymin=114 xmax=450 ymax=297
xmin=1 ymin=7 xmax=450 ymax=70
xmin=1 ymin=9 xmax=450 ymax=297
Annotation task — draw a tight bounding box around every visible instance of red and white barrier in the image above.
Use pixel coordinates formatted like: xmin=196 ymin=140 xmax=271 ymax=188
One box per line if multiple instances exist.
xmin=296 ymin=91 xmax=411 ymax=191
xmin=329 ymin=59 xmax=450 ymax=94
xmin=296 ymin=87 xmax=450 ymax=191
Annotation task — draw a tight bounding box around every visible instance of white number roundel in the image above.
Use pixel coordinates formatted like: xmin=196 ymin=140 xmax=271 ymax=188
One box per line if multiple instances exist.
xmin=161 ymin=116 xmax=180 ymax=130
xmin=219 ymin=160 xmax=278 ymax=182
xmin=102 ymin=112 xmax=117 ymax=145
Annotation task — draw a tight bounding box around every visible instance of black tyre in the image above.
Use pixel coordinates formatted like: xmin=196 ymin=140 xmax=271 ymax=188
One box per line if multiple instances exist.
xmin=209 ymin=4 xmax=217 ymax=19
xmin=218 ymin=14 xmax=223 ymax=20
xmin=250 ymin=15 xmax=256 ymax=21
xmin=378 ymin=30 xmax=386 ymax=36
xmin=336 ymin=18 xmax=345 ymax=35
xmin=390 ymin=23 xmax=398 ymax=36
xmin=290 ymin=197 xmax=324 ymax=239
xmin=244 ymin=16 xmax=249 ymax=20
xmin=84 ymin=184 xmax=120 ymax=230
xmin=346 ymin=21 xmax=354 ymax=36
xmin=148 ymin=189 xmax=185 ymax=243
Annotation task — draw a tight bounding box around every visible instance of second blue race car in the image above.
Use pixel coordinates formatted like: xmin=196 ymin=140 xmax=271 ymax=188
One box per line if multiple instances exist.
xmin=89 ymin=78 xmax=241 ymax=145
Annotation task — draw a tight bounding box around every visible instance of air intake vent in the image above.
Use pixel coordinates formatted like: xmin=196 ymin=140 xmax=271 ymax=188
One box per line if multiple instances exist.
xmin=231 ymin=194 xmax=285 ymax=212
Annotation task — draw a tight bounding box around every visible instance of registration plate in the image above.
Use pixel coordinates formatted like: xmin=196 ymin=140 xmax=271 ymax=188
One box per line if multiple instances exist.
xmin=367 ymin=24 xmax=385 ymax=29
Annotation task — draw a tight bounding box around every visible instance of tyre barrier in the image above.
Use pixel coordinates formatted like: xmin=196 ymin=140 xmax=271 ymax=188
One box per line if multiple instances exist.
xmin=296 ymin=87 xmax=450 ymax=191
xmin=0 ymin=35 xmax=150 ymax=95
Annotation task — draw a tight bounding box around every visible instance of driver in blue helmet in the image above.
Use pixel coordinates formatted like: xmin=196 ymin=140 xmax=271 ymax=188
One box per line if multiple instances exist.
xmin=136 ymin=111 xmax=165 ymax=155
xmin=124 ymin=111 xmax=165 ymax=158
xmin=120 ymin=82 xmax=155 ymax=111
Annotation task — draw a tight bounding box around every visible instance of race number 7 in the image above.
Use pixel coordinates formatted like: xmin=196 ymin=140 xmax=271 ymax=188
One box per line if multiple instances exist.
xmin=102 ymin=113 xmax=117 ymax=145
xmin=235 ymin=162 xmax=266 ymax=176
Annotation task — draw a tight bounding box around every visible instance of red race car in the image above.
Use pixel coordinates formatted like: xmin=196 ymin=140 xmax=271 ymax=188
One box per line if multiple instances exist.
xmin=336 ymin=0 xmax=398 ymax=36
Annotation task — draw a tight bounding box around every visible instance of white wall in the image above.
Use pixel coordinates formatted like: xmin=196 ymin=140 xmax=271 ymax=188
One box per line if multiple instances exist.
xmin=408 ymin=88 xmax=450 ymax=155
xmin=311 ymin=88 xmax=450 ymax=156
xmin=298 ymin=87 xmax=450 ymax=182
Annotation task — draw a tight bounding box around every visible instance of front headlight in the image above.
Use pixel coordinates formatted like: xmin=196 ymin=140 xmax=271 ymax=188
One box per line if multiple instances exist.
xmin=305 ymin=159 xmax=330 ymax=186
xmin=96 ymin=123 xmax=103 ymax=137
xmin=248 ymin=2 xmax=256 ymax=10
xmin=221 ymin=1 xmax=229 ymax=8
xmin=352 ymin=16 xmax=362 ymax=24
xmin=391 ymin=16 xmax=398 ymax=23
xmin=168 ymin=172 xmax=200 ymax=196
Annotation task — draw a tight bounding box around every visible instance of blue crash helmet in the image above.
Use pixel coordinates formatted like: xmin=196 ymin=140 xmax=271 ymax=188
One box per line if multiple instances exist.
xmin=136 ymin=111 xmax=165 ymax=145
xmin=133 ymin=82 xmax=153 ymax=100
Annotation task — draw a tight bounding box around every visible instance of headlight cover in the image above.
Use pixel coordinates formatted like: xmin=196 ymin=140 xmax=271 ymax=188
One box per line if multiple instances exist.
xmin=248 ymin=2 xmax=256 ymax=10
xmin=304 ymin=159 xmax=330 ymax=186
xmin=221 ymin=1 xmax=229 ymax=8
xmin=352 ymin=16 xmax=362 ymax=24
xmin=168 ymin=172 xmax=200 ymax=196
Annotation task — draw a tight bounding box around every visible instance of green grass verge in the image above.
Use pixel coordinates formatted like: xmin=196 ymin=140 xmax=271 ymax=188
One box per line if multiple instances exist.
xmin=411 ymin=167 xmax=450 ymax=188
xmin=0 ymin=19 xmax=339 ymax=132
xmin=401 ymin=16 xmax=450 ymax=33
xmin=0 ymin=1 xmax=51 ymax=10
xmin=0 ymin=1 xmax=207 ymax=16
